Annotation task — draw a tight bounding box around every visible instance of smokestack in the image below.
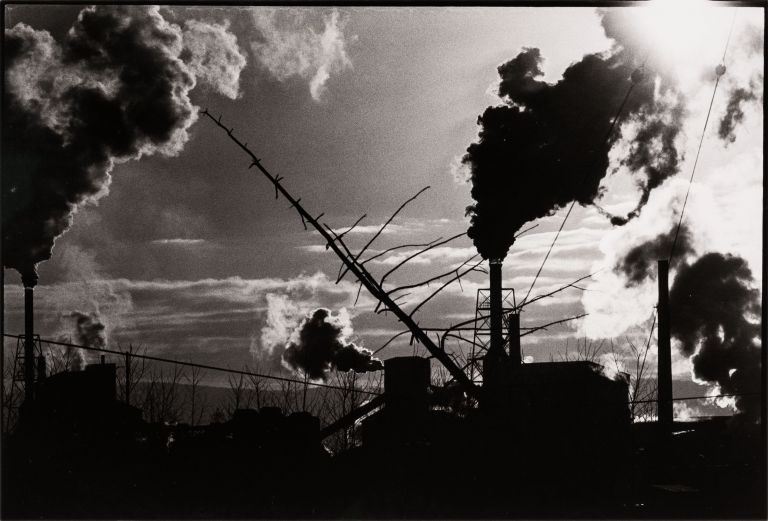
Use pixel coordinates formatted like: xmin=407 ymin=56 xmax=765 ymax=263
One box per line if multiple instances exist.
xmin=508 ymin=312 xmax=521 ymax=366
xmin=657 ymin=260 xmax=673 ymax=429
xmin=489 ymin=259 xmax=504 ymax=355
xmin=482 ymin=259 xmax=507 ymax=404
xmin=22 ymin=271 xmax=37 ymax=403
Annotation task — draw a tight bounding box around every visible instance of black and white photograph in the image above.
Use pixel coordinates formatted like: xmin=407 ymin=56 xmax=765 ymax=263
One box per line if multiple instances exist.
xmin=1 ymin=1 xmax=765 ymax=518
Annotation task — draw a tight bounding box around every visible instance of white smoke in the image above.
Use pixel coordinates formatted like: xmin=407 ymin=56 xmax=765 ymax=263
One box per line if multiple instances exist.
xmin=256 ymin=293 xmax=302 ymax=357
xmin=249 ymin=7 xmax=353 ymax=101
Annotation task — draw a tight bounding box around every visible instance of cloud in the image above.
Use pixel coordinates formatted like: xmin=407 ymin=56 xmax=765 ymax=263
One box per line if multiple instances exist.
xmin=150 ymin=238 xmax=208 ymax=246
xmin=370 ymin=246 xmax=477 ymax=266
xmin=249 ymin=7 xmax=353 ymax=101
xmin=182 ymin=18 xmax=247 ymax=99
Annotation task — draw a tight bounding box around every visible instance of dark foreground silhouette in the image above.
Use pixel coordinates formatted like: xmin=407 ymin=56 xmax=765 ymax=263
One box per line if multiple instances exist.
xmin=2 ymin=359 xmax=765 ymax=519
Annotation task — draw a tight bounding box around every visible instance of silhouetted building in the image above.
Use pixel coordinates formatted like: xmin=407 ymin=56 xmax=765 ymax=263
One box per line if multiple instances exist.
xmin=30 ymin=362 xmax=141 ymax=442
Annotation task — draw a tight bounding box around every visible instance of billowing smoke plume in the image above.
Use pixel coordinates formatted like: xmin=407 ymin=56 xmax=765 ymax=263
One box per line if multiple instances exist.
xmin=615 ymin=223 xmax=694 ymax=286
xmin=282 ymin=308 xmax=383 ymax=381
xmin=462 ymin=12 xmax=685 ymax=259
xmin=669 ymin=253 xmax=761 ymax=419
xmin=2 ymin=6 xmax=245 ymax=283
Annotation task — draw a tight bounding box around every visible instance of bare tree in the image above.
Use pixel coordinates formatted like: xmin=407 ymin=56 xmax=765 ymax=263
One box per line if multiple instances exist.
xmin=115 ymin=343 xmax=148 ymax=406
xmin=225 ymin=370 xmax=253 ymax=418
xmin=2 ymin=348 xmax=22 ymax=435
xmin=184 ymin=365 xmax=207 ymax=425
xmin=324 ymin=370 xmax=383 ymax=453
xmin=608 ymin=337 xmax=657 ymax=422
xmin=554 ymin=337 xmax=605 ymax=363
xmin=142 ymin=363 xmax=185 ymax=424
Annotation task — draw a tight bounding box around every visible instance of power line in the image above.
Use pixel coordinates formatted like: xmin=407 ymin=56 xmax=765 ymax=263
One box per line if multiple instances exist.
xmin=669 ymin=9 xmax=738 ymax=261
xmin=2 ymin=334 xmax=382 ymax=396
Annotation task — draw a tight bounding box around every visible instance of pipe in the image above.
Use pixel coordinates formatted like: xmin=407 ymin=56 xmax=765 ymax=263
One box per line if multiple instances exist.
xmin=508 ymin=312 xmax=521 ymax=366
xmin=22 ymin=271 xmax=37 ymax=403
xmin=657 ymin=259 xmax=673 ymax=429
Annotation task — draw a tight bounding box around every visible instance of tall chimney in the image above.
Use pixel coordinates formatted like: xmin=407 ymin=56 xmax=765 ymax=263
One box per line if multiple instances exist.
xmin=22 ymin=271 xmax=38 ymax=403
xmin=657 ymin=260 xmax=673 ymax=429
xmin=508 ymin=312 xmax=521 ymax=366
xmin=482 ymin=259 xmax=507 ymax=406
xmin=488 ymin=259 xmax=504 ymax=355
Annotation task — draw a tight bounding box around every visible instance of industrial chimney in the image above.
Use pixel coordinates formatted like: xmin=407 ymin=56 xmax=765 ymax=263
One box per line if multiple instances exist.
xmin=488 ymin=259 xmax=504 ymax=355
xmin=22 ymin=270 xmax=38 ymax=403
xmin=657 ymin=260 xmax=673 ymax=429
xmin=482 ymin=259 xmax=508 ymax=403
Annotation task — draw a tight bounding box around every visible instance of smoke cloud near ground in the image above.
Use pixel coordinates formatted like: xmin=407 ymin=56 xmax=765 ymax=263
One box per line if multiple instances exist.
xmin=282 ymin=308 xmax=383 ymax=381
xmin=2 ymin=6 xmax=245 ymax=284
xmin=461 ymin=10 xmax=686 ymax=259
xmin=669 ymin=253 xmax=761 ymax=419
xmin=54 ymin=310 xmax=108 ymax=371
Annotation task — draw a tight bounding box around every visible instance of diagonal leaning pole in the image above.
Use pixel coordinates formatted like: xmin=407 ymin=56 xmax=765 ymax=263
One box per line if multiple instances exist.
xmin=202 ymin=110 xmax=481 ymax=402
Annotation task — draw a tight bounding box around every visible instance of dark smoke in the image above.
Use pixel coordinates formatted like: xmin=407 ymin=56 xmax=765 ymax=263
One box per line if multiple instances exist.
xmin=615 ymin=223 xmax=694 ymax=286
xmin=2 ymin=6 xmax=245 ymax=283
xmin=282 ymin=308 xmax=383 ymax=381
xmin=669 ymin=253 xmax=761 ymax=419
xmin=718 ymin=86 xmax=758 ymax=145
xmin=462 ymin=14 xmax=685 ymax=258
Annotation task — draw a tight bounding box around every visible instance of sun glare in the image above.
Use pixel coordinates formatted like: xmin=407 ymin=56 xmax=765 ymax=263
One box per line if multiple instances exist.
xmin=631 ymin=1 xmax=731 ymax=74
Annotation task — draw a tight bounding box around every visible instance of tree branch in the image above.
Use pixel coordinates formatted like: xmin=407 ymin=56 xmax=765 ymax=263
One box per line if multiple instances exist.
xmin=379 ymin=231 xmax=467 ymax=287
xmin=337 ymin=186 xmax=430 ymax=283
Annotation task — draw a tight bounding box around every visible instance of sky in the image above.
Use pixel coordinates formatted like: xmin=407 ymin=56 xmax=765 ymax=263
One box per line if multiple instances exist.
xmin=2 ymin=4 xmax=764 ymax=417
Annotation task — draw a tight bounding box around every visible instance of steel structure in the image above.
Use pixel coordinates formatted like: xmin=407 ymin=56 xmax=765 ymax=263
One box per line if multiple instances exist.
xmin=468 ymin=287 xmax=516 ymax=383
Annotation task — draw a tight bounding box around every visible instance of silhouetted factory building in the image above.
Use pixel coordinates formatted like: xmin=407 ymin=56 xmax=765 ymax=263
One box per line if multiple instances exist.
xmin=25 ymin=361 xmax=142 ymax=444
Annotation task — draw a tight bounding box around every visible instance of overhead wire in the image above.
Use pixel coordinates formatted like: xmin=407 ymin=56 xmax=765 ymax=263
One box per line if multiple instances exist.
xmin=669 ymin=8 xmax=738 ymax=262
xmin=520 ymin=57 xmax=647 ymax=307
xmin=3 ymin=334 xmax=383 ymax=396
